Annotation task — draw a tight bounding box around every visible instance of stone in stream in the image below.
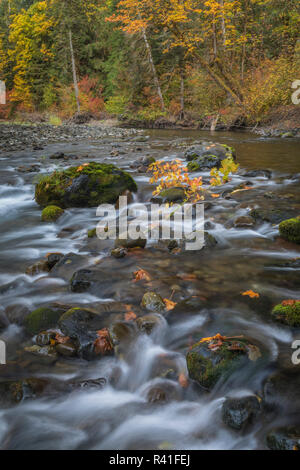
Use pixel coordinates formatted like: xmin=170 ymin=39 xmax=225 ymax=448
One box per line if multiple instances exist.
xmin=41 ymin=205 xmax=64 ymax=222
xmin=151 ymin=187 xmax=186 ymax=204
xmin=241 ymin=169 xmax=272 ymax=179
xmin=184 ymin=142 xmax=236 ymax=170
xmin=250 ymin=208 xmax=296 ymax=225
xmin=35 ymin=162 xmax=137 ymax=208
xmin=141 ymin=292 xmax=165 ymax=312
xmin=263 ymin=371 xmax=300 ymax=410
xmin=111 ymin=247 xmax=127 ymax=258
xmin=24 ymin=345 xmax=58 ymax=364
xmin=271 ymin=300 xmax=300 ymax=327
xmin=186 ymin=335 xmax=262 ymax=391
xmin=26 ymin=252 xmax=64 ymax=275
xmin=58 ymin=307 xmax=113 ymax=359
xmin=70 ymin=268 xmax=123 ymax=295
xmin=222 ymin=396 xmax=261 ymax=430
xmin=136 ymin=314 xmax=165 ymax=335
xmin=234 ymin=216 xmax=256 ymax=228
xmin=279 ymin=217 xmax=300 ymax=244
xmin=266 ymin=427 xmax=300 ymax=450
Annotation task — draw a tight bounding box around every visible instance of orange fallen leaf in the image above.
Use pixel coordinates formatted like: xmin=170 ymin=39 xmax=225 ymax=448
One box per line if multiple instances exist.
xmin=199 ymin=333 xmax=226 ymax=343
xmin=178 ymin=372 xmax=189 ymax=388
xmin=133 ymin=268 xmax=151 ymax=282
xmin=125 ymin=311 xmax=137 ymax=321
xmin=211 ymin=193 xmax=220 ymax=198
xmin=94 ymin=328 xmax=113 ymax=355
xmin=163 ymin=298 xmax=177 ymax=311
xmin=242 ymin=290 xmax=260 ymax=298
xmin=76 ymin=165 xmax=84 ymax=172
xmin=281 ymin=299 xmax=300 ymax=306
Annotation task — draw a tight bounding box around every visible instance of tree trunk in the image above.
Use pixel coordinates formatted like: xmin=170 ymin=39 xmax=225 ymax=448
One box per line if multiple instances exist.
xmin=69 ymin=29 xmax=80 ymax=113
xmin=220 ymin=0 xmax=226 ymax=47
xmin=141 ymin=26 xmax=166 ymax=112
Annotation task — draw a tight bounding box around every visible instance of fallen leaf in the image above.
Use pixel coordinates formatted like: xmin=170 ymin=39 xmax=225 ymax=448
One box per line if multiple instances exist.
xmin=76 ymin=165 xmax=84 ymax=172
xmin=125 ymin=311 xmax=137 ymax=321
xmin=163 ymin=298 xmax=177 ymax=311
xmin=177 ymin=273 xmax=197 ymax=281
xmin=178 ymin=372 xmax=189 ymax=388
xmin=133 ymin=268 xmax=151 ymax=282
xmin=94 ymin=328 xmax=113 ymax=355
xmin=211 ymin=193 xmax=220 ymax=198
xmin=242 ymin=290 xmax=260 ymax=298
xmin=246 ymin=344 xmax=262 ymax=361
xmin=281 ymin=299 xmax=300 ymax=306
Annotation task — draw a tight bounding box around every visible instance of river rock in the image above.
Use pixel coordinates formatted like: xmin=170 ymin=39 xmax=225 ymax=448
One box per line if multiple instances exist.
xmin=151 ymin=187 xmax=186 ymax=204
xmin=35 ymin=162 xmax=137 ymax=208
xmin=222 ymin=395 xmax=261 ymax=430
xmin=266 ymin=426 xmax=300 ymax=450
xmin=141 ymin=292 xmax=165 ymax=312
xmin=41 ymin=205 xmax=64 ymax=222
xmin=271 ymin=301 xmax=300 ymax=327
xmin=234 ymin=216 xmax=256 ymax=228
xmin=25 ymin=304 xmax=69 ymax=335
xmin=0 ymin=378 xmax=49 ymax=405
xmin=279 ymin=217 xmax=300 ymax=244
xmin=186 ymin=336 xmax=261 ymax=391
xmin=250 ymin=208 xmax=296 ymax=225
xmin=242 ymin=169 xmax=272 ymax=179
xmin=58 ymin=307 xmax=109 ymax=359
xmin=184 ymin=142 xmax=235 ymax=169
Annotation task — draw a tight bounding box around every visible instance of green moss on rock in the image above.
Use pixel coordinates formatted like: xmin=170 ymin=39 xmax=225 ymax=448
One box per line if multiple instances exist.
xmin=41 ymin=205 xmax=64 ymax=222
xmin=279 ymin=217 xmax=300 ymax=244
xmin=87 ymin=228 xmax=97 ymax=238
xmin=271 ymin=301 xmax=300 ymax=327
xmin=186 ymin=338 xmax=252 ymax=391
xmin=35 ymin=162 xmax=137 ymax=208
xmin=187 ymin=161 xmax=200 ymax=172
xmin=25 ymin=307 xmax=64 ymax=335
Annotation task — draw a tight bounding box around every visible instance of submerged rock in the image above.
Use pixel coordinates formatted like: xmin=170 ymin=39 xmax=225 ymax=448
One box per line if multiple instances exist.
xmin=242 ymin=169 xmax=272 ymax=179
xmin=222 ymin=396 xmax=261 ymax=430
xmin=266 ymin=427 xmax=300 ymax=450
xmin=184 ymin=142 xmax=235 ymax=169
xmin=271 ymin=301 xmax=300 ymax=327
xmin=0 ymin=378 xmax=49 ymax=405
xmin=141 ymin=292 xmax=165 ymax=312
xmin=35 ymin=162 xmax=137 ymax=208
xmin=136 ymin=314 xmax=165 ymax=334
xmin=279 ymin=217 xmax=300 ymax=244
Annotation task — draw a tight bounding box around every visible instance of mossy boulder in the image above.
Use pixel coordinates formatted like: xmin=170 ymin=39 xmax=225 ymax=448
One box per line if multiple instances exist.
xmin=184 ymin=142 xmax=236 ymax=170
xmin=271 ymin=301 xmax=300 ymax=327
xmin=25 ymin=305 xmax=68 ymax=335
xmin=41 ymin=205 xmax=64 ymax=222
xmin=35 ymin=162 xmax=137 ymax=208
xmin=186 ymin=335 xmax=260 ymax=391
xmin=279 ymin=217 xmax=300 ymax=244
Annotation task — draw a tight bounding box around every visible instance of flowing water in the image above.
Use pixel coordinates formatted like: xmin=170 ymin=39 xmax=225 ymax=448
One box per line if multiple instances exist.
xmin=0 ymin=128 xmax=299 ymax=449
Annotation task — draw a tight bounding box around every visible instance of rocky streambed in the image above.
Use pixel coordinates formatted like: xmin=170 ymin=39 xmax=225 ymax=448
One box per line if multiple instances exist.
xmin=0 ymin=124 xmax=299 ymax=450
